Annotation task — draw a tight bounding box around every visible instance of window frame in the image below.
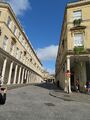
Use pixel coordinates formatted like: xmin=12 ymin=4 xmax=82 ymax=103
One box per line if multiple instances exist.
xmin=2 ymin=36 xmax=8 ymax=51
xmin=7 ymin=16 xmax=12 ymax=28
xmin=14 ymin=25 xmax=17 ymax=36
xmin=73 ymin=32 xmax=84 ymax=47
xmin=73 ymin=10 xmax=82 ymax=20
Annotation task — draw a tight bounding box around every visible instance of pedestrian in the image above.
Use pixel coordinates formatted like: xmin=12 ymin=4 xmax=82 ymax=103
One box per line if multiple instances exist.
xmin=75 ymin=79 xmax=80 ymax=92
xmin=0 ymin=87 xmax=7 ymax=105
xmin=65 ymin=70 xmax=71 ymax=93
xmin=87 ymin=81 xmax=90 ymax=94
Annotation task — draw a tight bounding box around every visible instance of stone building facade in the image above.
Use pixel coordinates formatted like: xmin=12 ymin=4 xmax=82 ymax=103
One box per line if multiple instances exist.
xmin=55 ymin=0 xmax=90 ymax=92
xmin=0 ymin=1 xmax=44 ymax=85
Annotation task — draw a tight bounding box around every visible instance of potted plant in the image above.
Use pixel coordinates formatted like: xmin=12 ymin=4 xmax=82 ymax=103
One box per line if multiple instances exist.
xmin=74 ymin=46 xmax=84 ymax=54
xmin=73 ymin=19 xmax=82 ymax=26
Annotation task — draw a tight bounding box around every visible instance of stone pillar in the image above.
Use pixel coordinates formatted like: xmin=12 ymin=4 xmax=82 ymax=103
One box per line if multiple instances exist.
xmin=29 ymin=72 xmax=31 ymax=83
xmin=21 ymin=68 xmax=25 ymax=84
xmin=25 ymin=69 xmax=27 ymax=79
xmin=1 ymin=58 xmax=7 ymax=85
xmin=17 ymin=67 xmax=22 ymax=84
xmin=29 ymin=72 xmax=32 ymax=83
xmin=67 ymin=56 xmax=71 ymax=93
xmin=7 ymin=61 xmax=13 ymax=85
xmin=26 ymin=70 xmax=29 ymax=84
xmin=13 ymin=64 xmax=18 ymax=84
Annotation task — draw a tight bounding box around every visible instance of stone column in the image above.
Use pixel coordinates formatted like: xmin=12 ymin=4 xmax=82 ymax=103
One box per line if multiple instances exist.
xmin=25 ymin=69 xmax=27 ymax=79
xmin=13 ymin=64 xmax=18 ymax=84
xmin=7 ymin=61 xmax=13 ymax=85
xmin=67 ymin=56 xmax=71 ymax=93
xmin=29 ymin=72 xmax=32 ymax=83
xmin=17 ymin=67 xmax=22 ymax=84
xmin=21 ymin=68 xmax=25 ymax=84
xmin=28 ymin=71 xmax=30 ymax=83
xmin=29 ymin=72 xmax=31 ymax=83
xmin=1 ymin=58 xmax=7 ymax=85
xmin=26 ymin=70 xmax=29 ymax=84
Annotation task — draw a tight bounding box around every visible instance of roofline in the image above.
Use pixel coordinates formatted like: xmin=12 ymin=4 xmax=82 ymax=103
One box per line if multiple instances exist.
xmin=0 ymin=2 xmax=42 ymax=66
xmin=67 ymin=0 xmax=90 ymax=9
xmin=56 ymin=5 xmax=67 ymax=61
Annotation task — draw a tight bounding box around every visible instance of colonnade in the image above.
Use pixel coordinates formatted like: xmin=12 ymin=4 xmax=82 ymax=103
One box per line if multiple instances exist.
xmin=0 ymin=53 xmax=42 ymax=85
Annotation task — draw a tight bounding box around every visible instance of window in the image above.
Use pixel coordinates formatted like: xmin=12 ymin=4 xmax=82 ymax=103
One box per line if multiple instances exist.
xmin=18 ymin=33 xmax=22 ymax=41
xmin=74 ymin=33 xmax=84 ymax=47
xmin=16 ymin=47 xmax=19 ymax=59
xmin=18 ymin=32 xmax=21 ymax=39
xmin=22 ymin=38 xmax=24 ymax=45
xmin=10 ymin=41 xmax=15 ymax=55
xmin=14 ymin=25 xmax=17 ymax=36
xmin=7 ymin=16 xmax=12 ymax=28
xmin=19 ymin=51 xmax=22 ymax=60
xmin=73 ymin=10 xmax=82 ymax=20
xmin=25 ymin=42 xmax=27 ymax=48
xmin=2 ymin=36 xmax=8 ymax=50
xmin=20 ymin=35 xmax=22 ymax=42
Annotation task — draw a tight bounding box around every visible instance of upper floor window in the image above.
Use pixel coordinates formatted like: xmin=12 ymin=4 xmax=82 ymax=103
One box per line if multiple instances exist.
xmin=20 ymin=35 xmax=22 ymax=42
xmin=20 ymin=51 xmax=22 ymax=60
xmin=16 ymin=47 xmax=19 ymax=59
xmin=10 ymin=41 xmax=15 ymax=55
xmin=22 ymin=38 xmax=24 ymax=45
xmin=18 ymin=32 xmax=22 ymax=41
xmin=14 ymin=25 xmax=17 ymax=36
xmin=73 ymin=10 xmax=82 ymax=20
xmin=2 ymin=36 xmax=8 ymax=51
xmin=7 ymin=16 xmax=12 ymax=28
xmin=74 ymin=33 xmax=84 ymax=47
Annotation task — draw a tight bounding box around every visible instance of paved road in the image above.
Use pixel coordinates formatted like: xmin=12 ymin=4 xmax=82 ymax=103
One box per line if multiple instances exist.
xmin=0 ymin=83 xmax=90 ymax=120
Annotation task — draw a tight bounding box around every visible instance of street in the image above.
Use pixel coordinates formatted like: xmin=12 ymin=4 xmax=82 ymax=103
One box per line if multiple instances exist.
xmin=0 ymin=83 xmax=90 ymax=120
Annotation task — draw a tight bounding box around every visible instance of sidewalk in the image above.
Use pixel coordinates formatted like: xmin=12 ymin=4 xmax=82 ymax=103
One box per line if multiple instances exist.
xmin=49 ymin=88 xmax=90 ymax=104
xmin=2 ymin=83 xmax=36 ymax=90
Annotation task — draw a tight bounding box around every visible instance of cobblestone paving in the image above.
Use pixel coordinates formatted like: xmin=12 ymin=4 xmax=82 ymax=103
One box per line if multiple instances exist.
xmin=0 ymin=83 xmax=90 ymax=120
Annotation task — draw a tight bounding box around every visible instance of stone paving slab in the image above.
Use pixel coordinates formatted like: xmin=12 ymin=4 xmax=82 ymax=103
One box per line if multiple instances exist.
xmin=2 ymin=83 xmax=37 ymax=90
xmin=49 ymin=90 xmax=90 ymax=104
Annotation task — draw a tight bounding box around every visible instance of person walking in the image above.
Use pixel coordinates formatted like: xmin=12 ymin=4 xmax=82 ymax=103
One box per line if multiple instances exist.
xmin=65 ymin=70 xmax=71 ymax=93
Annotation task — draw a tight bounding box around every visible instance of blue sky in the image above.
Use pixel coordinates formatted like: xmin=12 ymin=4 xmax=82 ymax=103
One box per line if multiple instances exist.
xmin=6 ymin=0 xmax=77 ymax=74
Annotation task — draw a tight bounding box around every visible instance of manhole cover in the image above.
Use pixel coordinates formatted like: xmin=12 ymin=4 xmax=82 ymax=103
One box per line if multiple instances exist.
xmin=44 ymin=103 xmax=55 ymax=106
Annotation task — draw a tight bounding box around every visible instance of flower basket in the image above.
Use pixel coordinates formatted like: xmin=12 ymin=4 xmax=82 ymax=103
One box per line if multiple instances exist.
xmin=73 ymin=19 xmax=82 ymax=26
xmin=74 ymin=46 xmax=84 ymax=54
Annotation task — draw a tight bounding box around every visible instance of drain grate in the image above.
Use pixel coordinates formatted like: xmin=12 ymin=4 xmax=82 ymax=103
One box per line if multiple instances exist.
xmin=44 ymin=103 xmax=55 ymax=106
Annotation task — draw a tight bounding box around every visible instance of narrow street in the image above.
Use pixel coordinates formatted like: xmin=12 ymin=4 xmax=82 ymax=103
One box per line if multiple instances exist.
xmin=0 ymin=83 xmax=90 ymax=120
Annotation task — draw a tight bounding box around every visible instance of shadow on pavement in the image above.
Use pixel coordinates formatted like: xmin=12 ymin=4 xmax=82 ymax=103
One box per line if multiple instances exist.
xmin=34 ymin=82 xmax=59 ymax=90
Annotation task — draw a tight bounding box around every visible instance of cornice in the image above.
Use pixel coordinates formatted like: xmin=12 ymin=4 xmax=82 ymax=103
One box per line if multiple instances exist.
xmin=67 ymin=0 xmax=90 ymax=9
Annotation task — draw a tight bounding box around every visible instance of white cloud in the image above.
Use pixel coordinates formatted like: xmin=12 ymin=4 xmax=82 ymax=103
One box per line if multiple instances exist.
xmin=46 ymin=68 xmax=55 ymax=74
xmin=36 ymin=45 xmax=58 ymax=61
xmin=7 ymin=0 xmax=31 ymax=16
